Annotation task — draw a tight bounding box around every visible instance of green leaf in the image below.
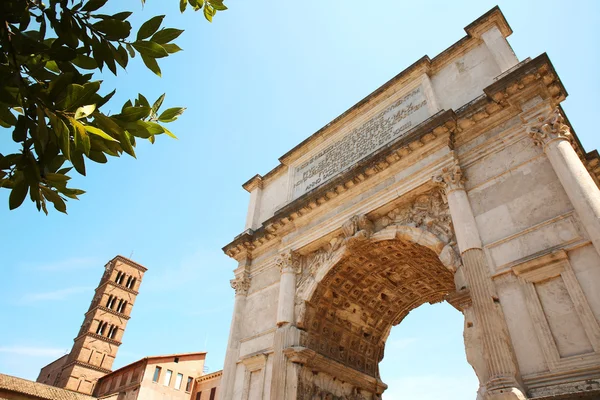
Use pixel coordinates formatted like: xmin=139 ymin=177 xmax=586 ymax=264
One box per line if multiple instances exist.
xmin=97 ymin=89 xmax=116 ymax=109
xmin=94 ymin=114 xmax=136 ymax=158
xmin=56 ymin=84 xmax=84 ymax=110
xmin=132 ymin=41 xmax=169 ymax=58
xmin=114 ymin=106 xmax=152 ymax=122
xmin=40 ymin=187 xmax=67 ymax=213
xmin=137 ymin=15 xmax=165 ymax=41
xmin=152 ymin=93 xmax=165 ymax=115
xmin=204 ymin=4 xmax=214 ymax=22
xmin=209 ymin=0 xmax=228 ymax=11
xmin=72 ymin=120 xmax=92 ymax=156
xmin=140 ymin=54 xmax=161 ymax=77
xmin=126 ymin=43 xmax=136 ymax=58
xmin=88 ymin=150 xmax=108 ymax=163
xmin=180 ymin=0 xmax=188 ymax=12
xmin=93 ymin=19 xmax=132 ymax=40
xmin=45 ymin=173 xmax=71 ymax=182
xmin=151 ymin=28 xmax=184 ymax=44
xmin=75 ymin=105 xmax=96 ymax=120
xmin=71 ymin=150 xmax=87 ymax=175
xmin=138 ymin=94 xmax=150 ymax=107
xmin=162 ymin=43 xmax=182 ymax=54
xmin=72 ymin=54 xmax=97 ymax=70
xmin=112 ymin=11 xmax=133 ymax=21
xmin=161 ymin=125 xmax=178 ymax=139
xmin=84 ymin=125 xmax=120 ymax=142
xmin=114 ymin=45 xmax=129 ymax=69
xmin=49 ymin=114 xmax=71 ymax=160
xmin=82 ymin=0 xmax=109 ymax=12
xmin=158 ymin=107 xmax=186 ymax=123
xmin=9 ymin=180 xmax=28 ymax=210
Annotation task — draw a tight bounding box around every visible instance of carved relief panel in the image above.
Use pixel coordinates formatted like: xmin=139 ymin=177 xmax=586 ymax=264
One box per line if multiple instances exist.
xmin=512 ymin=251 xmax=600 ymax=371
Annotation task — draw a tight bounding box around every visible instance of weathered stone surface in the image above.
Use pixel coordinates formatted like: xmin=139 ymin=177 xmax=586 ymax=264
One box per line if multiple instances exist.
xmin=221 ymin=6 xmax=600 ymax=400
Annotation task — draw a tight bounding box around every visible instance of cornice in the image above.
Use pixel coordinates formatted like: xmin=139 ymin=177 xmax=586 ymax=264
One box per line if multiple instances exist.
xmin=62 ymin=360 xmax=112 ymax=375
xmin=242 ymin=174 xmax=263 ymax=192
xmin=223 ymin=53 xmax=573 ymax=261
xmin=110 ymin=255 xmax=148 ymax=273
xmin=85 ymin=305 xmax=130 ymax=321
xmin=196 ymin=370 xmax=223 ymax=383
xmin=73 ymin=332 xmax=122 ymax=347
xmin=241 ymin=7 xmax=513 ymax=189
xmin=96 ymin=280 xmax=139 ymax=296
xmin=464 ymin=6 xmax=512 ymax=38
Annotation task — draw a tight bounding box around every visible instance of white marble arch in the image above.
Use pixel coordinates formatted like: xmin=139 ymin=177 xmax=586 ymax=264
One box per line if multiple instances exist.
xmin=295 ymin=222 xmax=462 ymax=327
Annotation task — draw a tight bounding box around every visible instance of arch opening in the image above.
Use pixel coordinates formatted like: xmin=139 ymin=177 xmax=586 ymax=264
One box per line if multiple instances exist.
xmin=298 ymin=237 xmax=464 ymax=399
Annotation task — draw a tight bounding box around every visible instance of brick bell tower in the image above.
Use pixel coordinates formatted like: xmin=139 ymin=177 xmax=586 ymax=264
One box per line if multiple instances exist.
xmin=37 ymin=255 xmax=147 ymax=395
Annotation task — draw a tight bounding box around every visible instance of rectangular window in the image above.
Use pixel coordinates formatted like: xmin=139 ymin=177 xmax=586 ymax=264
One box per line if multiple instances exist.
xmin=163 ymin=369 xmax=173 ymax=386
xmin=152 ymin=366 xmax=161 ymax=383
xmin=195 ymin=391 xmax=202 ymax=400
xmin=209 ymin=388 xmax=216 ymax=400
xmin=185 ymin=377 xmax=193 ymax=392
xmin=175 ymin=373 xmax=183 ymax=390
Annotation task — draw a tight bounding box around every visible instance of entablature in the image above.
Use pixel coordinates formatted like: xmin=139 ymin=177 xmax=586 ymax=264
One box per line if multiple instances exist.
xmin=224 ymin=53 xmax=595 ymax=261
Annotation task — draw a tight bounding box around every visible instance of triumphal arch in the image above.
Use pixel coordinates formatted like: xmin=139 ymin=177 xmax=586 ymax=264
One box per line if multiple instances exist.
xmin=221 ymin=7 xmax=600 ymax=400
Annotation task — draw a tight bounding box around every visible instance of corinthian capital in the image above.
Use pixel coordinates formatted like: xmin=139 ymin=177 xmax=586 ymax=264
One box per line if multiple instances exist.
xmin=433 ymin=160 xmax=466 ymax=193
xmin=527 ymin=107 xmax=573 ymax=148
xmin=275 ymin=250 xmax=301 ymax=275
xmin=230 ymin=273 xmax=251 ymax=296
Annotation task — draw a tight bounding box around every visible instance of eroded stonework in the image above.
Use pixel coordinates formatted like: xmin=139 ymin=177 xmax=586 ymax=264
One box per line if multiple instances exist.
xmin=301 ymin=238 xmax=455 ymax=378
xmin=221 ymin=7 xmax=600 ymax=400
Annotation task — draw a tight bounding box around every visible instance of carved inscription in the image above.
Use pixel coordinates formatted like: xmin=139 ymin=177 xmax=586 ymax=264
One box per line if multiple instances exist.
xmin=292 ymin=86 xmax=429 ymax=198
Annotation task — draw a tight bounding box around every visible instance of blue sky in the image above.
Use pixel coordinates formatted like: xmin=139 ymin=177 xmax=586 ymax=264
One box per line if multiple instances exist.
xmin=1 ymin=1 xmax=599 ymax=399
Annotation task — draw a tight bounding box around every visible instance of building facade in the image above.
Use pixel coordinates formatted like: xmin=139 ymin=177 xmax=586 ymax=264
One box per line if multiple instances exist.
xmin=220 ymin=7 xmax=600 ymax=400
xmin=93 ymin=352 xmax=206 ymax=400
xmin=37 ymin=256 xmax=147 ymax=395
xmin=191 ymin=370 xmax=222 ymax=400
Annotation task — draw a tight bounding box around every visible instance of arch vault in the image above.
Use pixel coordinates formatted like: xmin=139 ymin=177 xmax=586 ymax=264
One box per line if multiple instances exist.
xmin=221 ymin=7 xmax=600 ymax=400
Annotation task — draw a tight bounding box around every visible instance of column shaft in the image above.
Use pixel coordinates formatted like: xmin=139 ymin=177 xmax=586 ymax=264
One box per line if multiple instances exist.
xmin=277 ymin=271 xmax=296 ymax=326
xmin=221 ymin=274 xmax=250 ymax=400
xmin=437 ymin=162 xmax=525 ymax=398
xmin=545 ymin=139 xmax=600 ymax=255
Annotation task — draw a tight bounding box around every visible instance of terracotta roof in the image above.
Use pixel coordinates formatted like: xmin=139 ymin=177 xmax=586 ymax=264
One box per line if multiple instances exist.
xmin=0 ymin=374 xmax=96 ymax=400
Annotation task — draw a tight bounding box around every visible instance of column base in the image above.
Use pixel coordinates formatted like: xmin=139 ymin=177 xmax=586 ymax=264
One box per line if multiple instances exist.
xmin=484 ymin=376 xmax=527 ymax=400
xmin=485 ymin=388 xmax=527 ymax=400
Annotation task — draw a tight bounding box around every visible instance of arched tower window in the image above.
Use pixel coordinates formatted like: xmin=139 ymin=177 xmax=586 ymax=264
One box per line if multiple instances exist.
xmin=116 ymin=300 xmax=127 ymax=313
xmin=96 ymin=321 xmax=107 ymax=335
xmin=115 ymin=271 xmax=122 ymax=283
xmin=127 ymin=278 xmax=136 ymax=289
xmin=109 ymin=326 xmax=118 ymax=339
xmin=106 ymin=295 xmax=113 ymax=308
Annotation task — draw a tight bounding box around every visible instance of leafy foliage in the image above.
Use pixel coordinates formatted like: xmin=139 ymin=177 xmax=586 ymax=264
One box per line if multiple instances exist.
xmin=0 ymin=0 xmax=226 ymax=214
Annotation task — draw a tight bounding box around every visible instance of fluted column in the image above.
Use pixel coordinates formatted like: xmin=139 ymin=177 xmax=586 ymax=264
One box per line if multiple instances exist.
xmin=527 ymin=107 xmax=600 ymax=256
xmin=435 ymin=162 xmax=526 ymax=400
xmin=276 ymin=250 xmax=300 ymax=326
xmin=220 ymin=272 xmax=251 ymax=400
xmin=270 ymin=250 xmax=301 ymax=399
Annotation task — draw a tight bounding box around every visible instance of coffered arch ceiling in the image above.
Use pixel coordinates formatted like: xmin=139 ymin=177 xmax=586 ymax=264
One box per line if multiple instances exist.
xmin=301 ymin=238 xmax=456 ymax=378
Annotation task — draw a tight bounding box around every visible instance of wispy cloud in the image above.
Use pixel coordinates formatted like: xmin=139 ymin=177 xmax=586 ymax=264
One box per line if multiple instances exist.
xmin=20 ymin=286 xmax=94 ymax=304
xmin=23 ymin=257 xmax=100 ymax=272
xmin=0 ymin=346 xmax=68 ymax=358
